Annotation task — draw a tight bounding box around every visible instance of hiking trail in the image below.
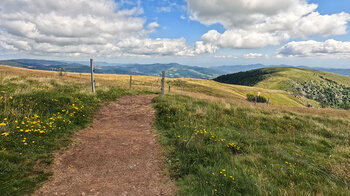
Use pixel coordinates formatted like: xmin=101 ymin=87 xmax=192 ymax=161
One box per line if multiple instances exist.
xmin=35 ymin=95 xmax=175 ymax=196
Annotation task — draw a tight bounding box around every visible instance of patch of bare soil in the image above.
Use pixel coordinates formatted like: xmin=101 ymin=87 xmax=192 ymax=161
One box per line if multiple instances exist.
xmin=34 ymin=95 xmax=175 ymax=196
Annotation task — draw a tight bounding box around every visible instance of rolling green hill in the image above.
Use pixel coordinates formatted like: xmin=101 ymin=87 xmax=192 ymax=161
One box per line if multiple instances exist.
xmin=214 ymin=67 xmax=350 ymax=109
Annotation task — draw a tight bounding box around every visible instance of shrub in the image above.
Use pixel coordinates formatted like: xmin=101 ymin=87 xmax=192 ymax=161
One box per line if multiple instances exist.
xmin=246 ymin=94 xmax=267 ymax=103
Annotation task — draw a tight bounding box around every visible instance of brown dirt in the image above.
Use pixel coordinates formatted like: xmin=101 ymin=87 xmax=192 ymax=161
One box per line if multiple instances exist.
xmin=34 ymin=95 xmax=176 ymax=196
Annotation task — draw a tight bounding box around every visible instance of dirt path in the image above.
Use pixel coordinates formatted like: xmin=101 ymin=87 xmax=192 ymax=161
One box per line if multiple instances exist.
xmin=35 ymin=95 xmax=175 ymax=196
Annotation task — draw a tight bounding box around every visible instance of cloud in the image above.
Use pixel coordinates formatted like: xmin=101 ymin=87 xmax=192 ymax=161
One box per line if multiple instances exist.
xmin=157 ymin=7 xmax=172 ymax=13
xmin=200 ymin=29 xmax=288 ymax=49
xmin=187 ymin=0 xmax=350 ymax=49
xmin=156 ymin=0 xmax=181 ymax=13
xmin=243 ymin=53 xmax=264 ymax=59
xmin=147 ymin=22 xmax=160 ymax=30
xmin=0 ymin=0 xmax=197 ymax=57
xmin=278 ymin=39 xmax=350 ymax=57
xmin=214 ymin=55 xmax=238 ymax=59
xmin=2 ymin=0 xmax=349 ymax=58
xmin=116 ymin=37 xmax=195 ymax=56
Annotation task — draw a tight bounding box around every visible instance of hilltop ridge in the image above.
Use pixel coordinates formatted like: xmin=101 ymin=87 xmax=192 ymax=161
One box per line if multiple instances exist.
xmin=214 ymin=67 xmax=350 ymax=109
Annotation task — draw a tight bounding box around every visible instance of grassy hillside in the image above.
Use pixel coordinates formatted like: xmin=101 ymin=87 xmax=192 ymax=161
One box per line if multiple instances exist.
xmin=0 ymin=66 xmax=152 ymax=195
xmin=1 ymin=65 xmax=350 ymax=195
xmin=2 ymin=65 xmax=315 ymax=108
xmin=154 ymin=95 xmax=350 ymax=195
xmin=214 ymin=67 xmax=350 ymax=109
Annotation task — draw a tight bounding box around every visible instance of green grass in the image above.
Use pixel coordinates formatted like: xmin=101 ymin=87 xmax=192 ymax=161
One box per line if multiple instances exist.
xmin=1 ymin=64 xmax=312 ymax=108
xmin=215 ymin=67 xmax=350 ymax=90
xmin=2 ymin=65 xmax=350 ymax=195
xmin=175 ymin=79 xmax=310 ymax=107
xmin=0 ymin=74 xmax=149 ymax=195
xmin=255 ymin=67 xmax=350 ymax=90
xmin=214 ymin=67 xmax=350 ymax=109
xmin=153 ymin=95 xmax=350 ymax=195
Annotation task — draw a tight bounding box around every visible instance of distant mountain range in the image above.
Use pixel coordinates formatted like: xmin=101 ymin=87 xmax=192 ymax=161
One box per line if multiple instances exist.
xmin=0 ymin=59 xmax=349 ymax=79
xmin=0 ymin=59 xmax=221 ymax=79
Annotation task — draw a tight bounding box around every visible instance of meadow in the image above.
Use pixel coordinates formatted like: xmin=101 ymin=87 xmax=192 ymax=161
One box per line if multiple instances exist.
xmin=215 ymin=67 xmax=350 ymax=109
xmin=154 ymin=95 xmax=350 ymax=195
xmin=0 ymin=66 xmax=149 ymax=195
xmin=1 ymin=65 xmax=349 ymax=195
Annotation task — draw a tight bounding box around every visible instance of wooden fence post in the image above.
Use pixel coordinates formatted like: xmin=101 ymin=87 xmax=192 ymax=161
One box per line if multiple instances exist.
xmin=59 ymin=67 xmax=64 ymax=76
xmin=254 ymin=96 xmax=257 ymax=105
xmin=90 ymin=59 xmax=95 ymax=93
xmin=267 ymin=98 xmax=270 ymax=106
xmin=129 ymin=75 xmax=132 ymax=89
xmin=168 ymin=85 xmax=171 ymax=93
xmin=161 ymin=71 xmax=165 ymax=97
xmin=151 ymin=84 xmax=154 ymax=91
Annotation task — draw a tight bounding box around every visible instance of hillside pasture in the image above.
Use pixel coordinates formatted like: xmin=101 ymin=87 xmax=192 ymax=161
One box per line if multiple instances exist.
xmin=1 ymin=65 xmax=350 ymax=195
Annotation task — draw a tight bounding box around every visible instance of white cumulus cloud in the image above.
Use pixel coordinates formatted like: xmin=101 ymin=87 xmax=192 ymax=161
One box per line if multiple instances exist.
xmin=278 ymin=39 xmax=350 ymax=57
xmin=243 ymin=53 xmax=264 ymax=59
xmin=0 ymin=0 xmax=198 ymax=57
xmin=186 ymin=0 xmax=350 ymax=50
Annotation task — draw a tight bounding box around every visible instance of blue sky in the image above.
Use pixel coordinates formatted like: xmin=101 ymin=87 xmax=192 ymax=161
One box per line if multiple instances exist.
xmin=0 ymin=0 xmax=350 ymax=68
xmin=144 ymin=0 xmax=225 ymax=43
xmin=139 ymin=0 xmax=350 ymax=68
xmin=144 ymin=0 xmax=350 ymax=43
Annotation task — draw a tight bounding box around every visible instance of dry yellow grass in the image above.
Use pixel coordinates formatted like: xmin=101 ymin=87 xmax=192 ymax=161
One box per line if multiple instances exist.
xmin=2 ymin=64 xmax=349 ymax=119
